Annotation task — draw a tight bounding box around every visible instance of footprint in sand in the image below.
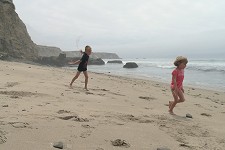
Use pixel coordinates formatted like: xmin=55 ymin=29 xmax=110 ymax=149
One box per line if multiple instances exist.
xmin=5 ymin=82 xmax=19 ymax=87
xmin=81 ymin=124 xmax=95 ymax=129
xmin=86 ymin=91 xmax=94 ymax=95
xmin=0 ymin=130 xmax=7 ymax=144
xmin=57 ymin=110 xmax=71 ymax=114
xmin=139 ymin=96 xmax=156 ymax=101
xmin=0 ymin=90 xmax=46 ymax=98
xmin=58 ymin=115 xmax=89 ymax=122
xmin=96 ymin=148 xmax=104 ymax=150
xmin=58 ymin=115 xmax=78 ymax=120
xmin=201 ymin=113 xmax=212 ymax=117
xmin=9 ymin=122 xmax=31 ymax=128
xmin=80 ymin=130 xmax=92 ymax=138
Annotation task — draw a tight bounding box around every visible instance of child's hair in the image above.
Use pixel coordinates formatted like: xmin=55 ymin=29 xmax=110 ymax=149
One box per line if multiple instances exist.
xmin=174 ymin=56 xmax=188 ymax=66
xmin=80 ymin=45 xmax=91 ymax=54
xmin=85 ymin=45 xmax=91 ymax=52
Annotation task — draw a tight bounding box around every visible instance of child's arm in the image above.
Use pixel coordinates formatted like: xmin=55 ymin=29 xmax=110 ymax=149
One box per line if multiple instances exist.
xmin=68 ymin=60 xmax=81 ymax=65
xmin=172 ymin=74 xmax=178 ymax=94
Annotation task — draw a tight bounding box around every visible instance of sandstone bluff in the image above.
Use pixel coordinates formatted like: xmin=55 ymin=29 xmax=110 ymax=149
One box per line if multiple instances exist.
xmin=0 ymin=0 xmax=38 ymax=60
xmin=0 ymin=0 xmax=120 ymax=65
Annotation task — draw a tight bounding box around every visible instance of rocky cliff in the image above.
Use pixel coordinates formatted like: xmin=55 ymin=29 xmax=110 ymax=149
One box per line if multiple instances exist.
xmin=38 ymin=48 xmax=120 ymax=59
xmin=37 ymin=45 xmax=62 ymax=57
xmin=94 ymin=52 xmax=120 ymax=59
xmin=0 ymin=0 xmax=38 ymax=60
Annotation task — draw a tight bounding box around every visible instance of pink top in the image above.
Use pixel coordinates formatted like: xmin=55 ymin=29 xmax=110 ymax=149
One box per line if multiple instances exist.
xmin=171 ymin=69 xmax=184 ymax=89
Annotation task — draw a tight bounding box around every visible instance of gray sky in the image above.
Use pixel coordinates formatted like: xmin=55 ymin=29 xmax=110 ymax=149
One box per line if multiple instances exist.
xmin=14 ymin=0 xmax=225 ymax=58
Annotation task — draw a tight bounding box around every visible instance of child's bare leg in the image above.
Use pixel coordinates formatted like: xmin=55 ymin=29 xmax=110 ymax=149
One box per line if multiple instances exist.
xmin=83 ymin=71 xmax=88 ymax=90
xmin=70 ymin=71 xmax=81 ymax=87
xmin=169 ymin=101 xmax=173 ymax=109
xmin=169 ymin=90 xmax=179 ymax=114
xmin=177 ymin=90 xmax=185 ymax=103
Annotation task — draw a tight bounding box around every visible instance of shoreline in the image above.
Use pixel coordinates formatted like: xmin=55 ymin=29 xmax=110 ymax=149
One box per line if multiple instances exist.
xmin=89 ymin=70 xmax=225 ymax=93
xmin=1 ymin=60 xmax=225 ymax=149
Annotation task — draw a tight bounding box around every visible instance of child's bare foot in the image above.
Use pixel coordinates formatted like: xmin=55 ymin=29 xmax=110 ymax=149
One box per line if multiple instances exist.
xmin=168 ymin=110 xmax=175 ymax=115
xmin=84 ymin=88 xmax=89 ymax=91
xmin=69 ymin=84 xmax=73 ymax=89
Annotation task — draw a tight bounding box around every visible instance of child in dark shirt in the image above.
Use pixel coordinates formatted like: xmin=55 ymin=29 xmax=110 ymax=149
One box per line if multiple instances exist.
xmin=69 ymin=45 xmax=92 ymax=90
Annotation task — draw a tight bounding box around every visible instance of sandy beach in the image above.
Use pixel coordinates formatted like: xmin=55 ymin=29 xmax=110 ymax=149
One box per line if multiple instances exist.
xmin=0 ymin=60 xmax=225 ymax=150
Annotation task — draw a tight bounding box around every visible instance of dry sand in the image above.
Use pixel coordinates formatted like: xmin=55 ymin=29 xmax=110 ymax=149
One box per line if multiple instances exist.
xmin=0 ymin=60 xmax=225 ymax=150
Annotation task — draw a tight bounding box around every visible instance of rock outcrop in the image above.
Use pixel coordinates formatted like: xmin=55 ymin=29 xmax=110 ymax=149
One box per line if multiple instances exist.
xmin=107 ymin=60 xmax=123 ymax=64
xmin=123 ymin=62 xmax=138 ymax=68
xmin=94 ymin=52 xmax=120 ymax=59
xmin=37 ymin=45 xmax=62 ymax=57
xmin=0 ymin=0 xmax=38 ymax=60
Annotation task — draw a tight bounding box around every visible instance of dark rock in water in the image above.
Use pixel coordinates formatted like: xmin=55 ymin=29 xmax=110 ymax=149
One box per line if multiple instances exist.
xmin=186 ymin=113 xmax=193 ymax=118
xmin=53 ymin=141 xmax=64 ymax=149
xmin=123 ymin=62 xmax=138 ymax=68
xmin=157 ymin=147 xmax=171 ymax=150
xmin=107 ymin=60 xmax=123 ymax=64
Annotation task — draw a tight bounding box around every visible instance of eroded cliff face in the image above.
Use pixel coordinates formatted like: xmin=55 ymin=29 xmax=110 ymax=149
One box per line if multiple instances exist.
xmin=0 ymin=0 xmax=38 ymax=60
xmin=37 ymin=45 xmax=63 ymax=57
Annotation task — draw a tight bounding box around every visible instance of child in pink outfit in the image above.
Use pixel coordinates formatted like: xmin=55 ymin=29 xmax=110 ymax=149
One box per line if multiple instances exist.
xmin=169 ymin=56 xmax=188 ymax=114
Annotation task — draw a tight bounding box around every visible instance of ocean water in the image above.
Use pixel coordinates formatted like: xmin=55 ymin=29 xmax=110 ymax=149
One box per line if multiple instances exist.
xmin=72 ymin=58 xmax=225 ymax=91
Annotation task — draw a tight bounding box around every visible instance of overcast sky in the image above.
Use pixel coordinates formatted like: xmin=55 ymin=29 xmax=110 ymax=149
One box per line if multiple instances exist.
xmin=13 ymin=0 xmax=225 ymax=58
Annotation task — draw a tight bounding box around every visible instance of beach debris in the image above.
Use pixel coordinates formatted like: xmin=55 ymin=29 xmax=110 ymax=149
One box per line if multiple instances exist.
xmin=2 ymin=105 xmax=8 ymax=107
xmin=157 ymin=147 xmax=171 ymax=150
xmin=53 ymin=141 xmax=64 ymax=149
xmin=111 ymin=139 xmax=130 ymax=148
xmin=201 ymin=113 xmax=211 ymax=117
xmin=186 ymin=113 xmax=193 ymax=118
